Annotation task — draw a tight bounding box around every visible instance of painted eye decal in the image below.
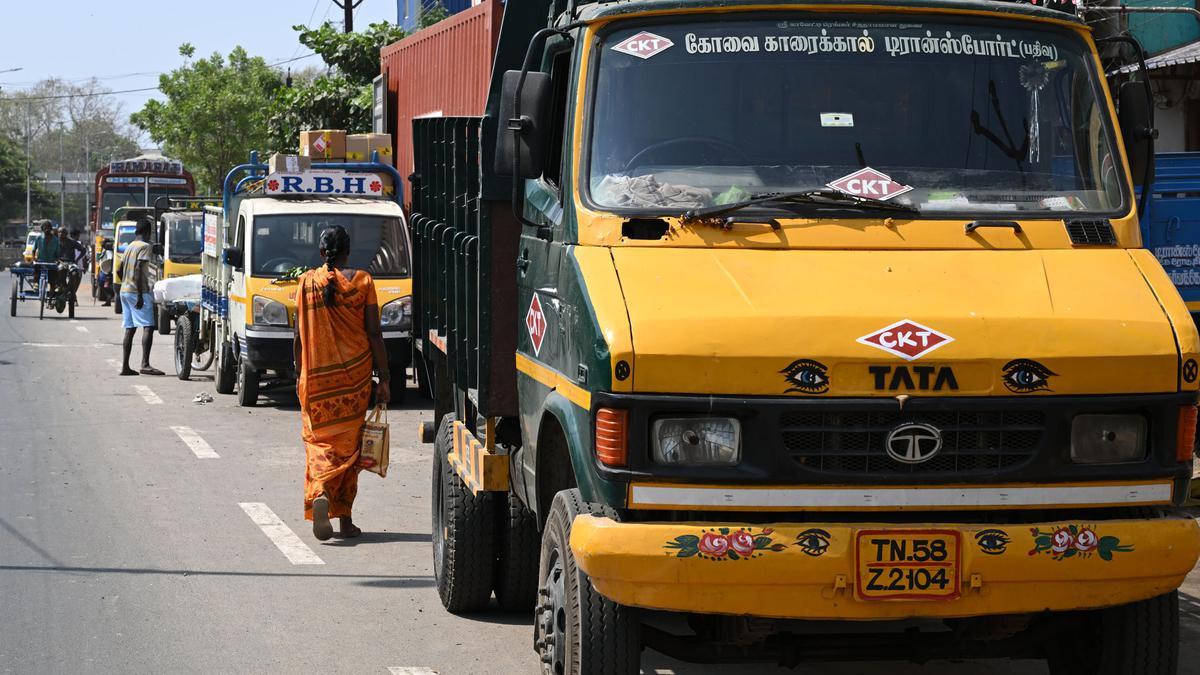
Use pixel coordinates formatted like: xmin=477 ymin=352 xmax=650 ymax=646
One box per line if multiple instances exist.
xmin=781 ymin=359 xmax=830 ymax=394
xmin=975 ymin=528 xmax=1011 ymax=555
xmin=1001 ymin=359 xmax=1056 ymax=393
xmin=794 ymin=528 xmax=832 ymax=557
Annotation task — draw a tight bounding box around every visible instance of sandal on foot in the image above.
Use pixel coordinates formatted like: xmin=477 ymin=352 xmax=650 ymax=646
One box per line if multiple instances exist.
xmin=311 ymin=496 xmax=333 ymax=541
xmin=139 ymin=366 xmax=165 ymax=376
xmin=335 ymin=518 xmax=361 ymax=539
xmin=119 ymin=369 xmax=139 ymax=376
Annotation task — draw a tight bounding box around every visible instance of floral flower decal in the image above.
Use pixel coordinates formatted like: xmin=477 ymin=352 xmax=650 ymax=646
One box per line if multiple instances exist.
xmin=664 ymin=527 xmax=786 ymax=561
xmin=1028 ymin=524 xmax=1132 ymax=561
xmin=369 ymin=180 xmax=382 ymax=193
xmin=267 ymin=179 xmax=280 ymax=192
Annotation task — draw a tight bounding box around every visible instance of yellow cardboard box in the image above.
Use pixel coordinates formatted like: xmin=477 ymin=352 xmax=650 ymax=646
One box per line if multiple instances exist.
xmin=346 ymin=133 xmax=394 ymax=166
xmin=299 ymin=129 xmax=347 ymax=162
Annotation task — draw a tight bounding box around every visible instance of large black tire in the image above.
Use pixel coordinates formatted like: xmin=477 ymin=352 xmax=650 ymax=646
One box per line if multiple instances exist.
xmin=236 ymin=361 xmax=259 ymax=407
xmin=67 ymin=293 xmax=74 ymax=319
xmin=432 ymin=414 xmax=495 ymax=612
xmin=214 ymin=340 xmax=236 ymax=395
xmin=175 ymin=314 xmax=195 ymax=380
xmin=536 ymin=489 xmax=640 ymax=675
xmin=493 ymin=490 xmax=540 ymax=611
xmin=1046 ymin=591 xmax=1178 ymax=675
xmin=157 ymin=306 xmax=171 ymax=335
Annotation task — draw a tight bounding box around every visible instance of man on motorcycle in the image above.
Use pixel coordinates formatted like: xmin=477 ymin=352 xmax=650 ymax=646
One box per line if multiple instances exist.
xmin=55 ymin=227 xmax=85 ymax=301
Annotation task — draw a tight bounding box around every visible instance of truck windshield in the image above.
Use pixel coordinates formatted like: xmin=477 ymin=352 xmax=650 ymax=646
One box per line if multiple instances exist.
xmin=165 ymin=214 xmax=204 ymax=264
xmin=102 ymin=188 xmax=144 ymax=225
xmin=587 ymin=15 xmax=1125 ymax=217
xmin=250 ymin=213 xmax=409 ymax=278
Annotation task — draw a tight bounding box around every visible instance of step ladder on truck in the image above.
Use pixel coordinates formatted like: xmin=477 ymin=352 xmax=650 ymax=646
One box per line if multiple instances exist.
xmin=402 ymin=0 xmax=1200 ymax=671
xmin=200 ymin=152 xmax=414 ymax=407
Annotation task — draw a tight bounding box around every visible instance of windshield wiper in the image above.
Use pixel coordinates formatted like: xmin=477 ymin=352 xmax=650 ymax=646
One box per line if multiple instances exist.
xmin=681 ymin=188 xmax=919 ymax=224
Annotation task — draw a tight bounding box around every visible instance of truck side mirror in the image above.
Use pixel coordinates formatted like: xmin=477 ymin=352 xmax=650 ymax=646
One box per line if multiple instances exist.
xmin=1118 ymin=80 xmax=1157 ymax=190
xmin=494 ymin=70 xmax=552 ymax=179
xmin=223 ymin=246 xmax=243 ymax=269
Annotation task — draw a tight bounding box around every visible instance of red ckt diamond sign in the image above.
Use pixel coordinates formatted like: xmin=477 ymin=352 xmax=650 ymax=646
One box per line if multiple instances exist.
xmin=526 ymin=293 xmax=547 ymax=357
xmin=857 ymin=320 xmax=953 ymax=361
xmin=827 ymin=167 xmax=913 ymax=201
xmin=611 ymin=32 xmax=675 ymax=59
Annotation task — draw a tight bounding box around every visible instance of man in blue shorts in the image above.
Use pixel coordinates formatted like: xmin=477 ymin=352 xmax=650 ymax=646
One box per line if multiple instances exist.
xmin=118 ymin=218 xmax=163 ymax=376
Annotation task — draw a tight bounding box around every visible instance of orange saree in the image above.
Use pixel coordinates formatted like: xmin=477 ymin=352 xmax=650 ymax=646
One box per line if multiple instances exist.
xmin=296 ymin=267 xmax=377 ymax=520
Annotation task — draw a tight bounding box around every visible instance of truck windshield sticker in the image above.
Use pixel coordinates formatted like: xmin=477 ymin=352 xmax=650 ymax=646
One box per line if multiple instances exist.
xmin=264 ymin=171 xmax=384 ymax=197
xmin=611 ymin=31 xmax=674 ymax=59
xmin=827 ymin=168 xmax=913 ymax=201
xmin=681 ymin=27 xmax=1060 ymax=61
xmin=857 ymin=320 xmax=953 ymax=361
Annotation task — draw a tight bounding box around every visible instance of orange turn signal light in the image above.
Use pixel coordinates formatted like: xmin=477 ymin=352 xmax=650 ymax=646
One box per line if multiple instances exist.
xmin=1177 ymin=405 xmax=1198 ymax=463
xmin=595 ymin=408 xmax=629 ymax=468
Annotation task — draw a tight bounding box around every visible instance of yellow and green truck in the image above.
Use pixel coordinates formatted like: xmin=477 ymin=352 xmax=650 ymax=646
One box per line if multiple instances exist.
xmin=409 ymin=0 xmax=1200 ymax=670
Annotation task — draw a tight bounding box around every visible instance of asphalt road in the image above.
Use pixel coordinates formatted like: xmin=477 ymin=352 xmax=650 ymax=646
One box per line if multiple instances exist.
xmin=3 ymin=275 xmax=1200 ymax=674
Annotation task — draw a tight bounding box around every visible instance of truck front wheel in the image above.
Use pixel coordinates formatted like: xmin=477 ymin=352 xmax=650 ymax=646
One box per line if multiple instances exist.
xmin=432 ymin=414 xmax=494 ymax=612
xmin=536 ymin=489 xmax=640 ymax=675
xmin=1045 ymin=591 xmax=1178 ymax=674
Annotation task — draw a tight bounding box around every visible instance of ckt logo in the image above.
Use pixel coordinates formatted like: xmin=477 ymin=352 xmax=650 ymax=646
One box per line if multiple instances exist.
xmin=885 ymin=423 xmax=943 ymax=464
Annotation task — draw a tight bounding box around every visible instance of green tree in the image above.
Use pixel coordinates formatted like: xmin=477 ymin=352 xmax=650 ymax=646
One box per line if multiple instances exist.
xmin=0 ymin=133 xmax=53 ymax=225
xmin=132 ymin=46 xmax=283 ymax=191
xmin=419 ymin=2 xmax=450 ymax=29
xmin=266 ymin=21 xmax=406 ymax=152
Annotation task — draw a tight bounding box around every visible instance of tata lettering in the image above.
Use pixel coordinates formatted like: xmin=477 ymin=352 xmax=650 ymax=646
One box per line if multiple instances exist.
xmin=869 ymin=365 xmax=959 ymax=391
xmin=263 ymin=171 xmax=385 ymax=197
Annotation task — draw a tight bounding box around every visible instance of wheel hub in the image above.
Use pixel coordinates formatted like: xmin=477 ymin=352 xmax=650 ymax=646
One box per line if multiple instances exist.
xmin=536 ymin=548 xmax=567 ymax=674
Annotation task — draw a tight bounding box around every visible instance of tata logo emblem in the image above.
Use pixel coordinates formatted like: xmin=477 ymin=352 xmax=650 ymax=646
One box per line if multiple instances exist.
xmin=857 ymin=320 xmax=953 ymax=361
xmin=827 ymin=167 xmax=913 ymax=201
xmin=885 ymin=423 xmax=943 ymax=464
xmin=611 ymin=32 xmax=675 ymax=59
xmin=526 ymin=292 xmax=547 ymax=357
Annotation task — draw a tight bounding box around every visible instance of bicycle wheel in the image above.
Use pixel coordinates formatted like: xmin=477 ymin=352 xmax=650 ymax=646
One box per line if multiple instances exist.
xmin=38 ymin=275 xmax=46 ymax=320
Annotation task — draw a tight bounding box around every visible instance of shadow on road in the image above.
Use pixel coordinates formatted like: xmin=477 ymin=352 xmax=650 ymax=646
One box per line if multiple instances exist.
xmin=0 ymin=563 xmax=436 ymax=585
xmin=322 ymin=531 xmax=431 ymax=546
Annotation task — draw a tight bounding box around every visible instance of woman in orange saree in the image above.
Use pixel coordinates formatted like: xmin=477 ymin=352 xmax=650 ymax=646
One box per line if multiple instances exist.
xmin=293 ymin=225 xmax=391 ymax=541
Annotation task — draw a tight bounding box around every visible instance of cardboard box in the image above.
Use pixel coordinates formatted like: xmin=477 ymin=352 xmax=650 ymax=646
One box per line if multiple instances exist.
xmin=268 ymin=153 xmax=311 ymax=174
xmin=299 ymin=129 xmax=347 ymax=162
xmin=346 ymin=133 xmax=394 ymax=166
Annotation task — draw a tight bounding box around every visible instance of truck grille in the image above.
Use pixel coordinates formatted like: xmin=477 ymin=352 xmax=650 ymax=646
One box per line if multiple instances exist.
xmin=782 ymin=410 xmax=1045 ymax=475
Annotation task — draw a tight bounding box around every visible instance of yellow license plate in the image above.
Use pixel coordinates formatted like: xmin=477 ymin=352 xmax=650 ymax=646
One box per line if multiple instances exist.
xmin=855 ymin=529 xmax=961 ymax=601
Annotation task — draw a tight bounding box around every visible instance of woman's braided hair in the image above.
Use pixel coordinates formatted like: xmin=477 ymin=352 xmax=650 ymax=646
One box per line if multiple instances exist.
xmin=319 ymin=225 xmax=351 ymax=307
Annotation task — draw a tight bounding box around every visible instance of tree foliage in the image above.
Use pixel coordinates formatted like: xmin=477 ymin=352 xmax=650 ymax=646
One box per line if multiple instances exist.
xmin=266 ymin=22 xmax=405 ymax=152
xmin=419 ymin=2 xmax=451 ymax=29
xmin=132 ymin=46 xmax=283 ymax=191
xmin=0 ymin=133 xmax=54 ymax=225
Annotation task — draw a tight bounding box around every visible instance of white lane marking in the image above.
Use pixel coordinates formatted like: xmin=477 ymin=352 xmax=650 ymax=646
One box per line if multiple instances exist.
xmin=238 ymin=503 xmax=325 ymax=566
xmin=69 ymin=319 xmax=78 ymax=323
xmin=76 ymin=326 xmax=88 ymax=333
xmin=388 ymin=669 xmax=438 ymax=675
xmin=21 ymin=342 xmax=108 ymax=348
xmin=133 ymin=384 xmax=163 ymax=405
xmin=171 ymin=426 xmax=219 ymax=459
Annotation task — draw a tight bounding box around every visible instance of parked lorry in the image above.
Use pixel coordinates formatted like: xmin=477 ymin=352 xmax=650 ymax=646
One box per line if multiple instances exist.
xmin=151 ymin=196 xmax=218 ymax=334
xmin=1142 ymin=152 xmax=1200 ymax=325
xmin=199 ymin=153 xmax=412 ymax=407
xmin=405 ymin=0 xmax=1200 ymax=671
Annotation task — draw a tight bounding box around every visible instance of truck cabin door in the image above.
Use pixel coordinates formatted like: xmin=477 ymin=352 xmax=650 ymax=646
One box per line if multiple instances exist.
xmin=231 ymin=215 xmax=248 ymax=336
xmin=514 ymin=46 xmax=574 ymax=507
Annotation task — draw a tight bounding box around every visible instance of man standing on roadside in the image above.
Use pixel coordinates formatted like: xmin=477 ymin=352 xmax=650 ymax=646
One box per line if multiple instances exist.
xmin=118 ymin=217 xmax=163 ymax=376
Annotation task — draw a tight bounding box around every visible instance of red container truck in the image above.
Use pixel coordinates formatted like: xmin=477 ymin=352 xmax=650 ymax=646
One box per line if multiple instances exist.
xmin=380 ymin=0 xmax=502 ymax=203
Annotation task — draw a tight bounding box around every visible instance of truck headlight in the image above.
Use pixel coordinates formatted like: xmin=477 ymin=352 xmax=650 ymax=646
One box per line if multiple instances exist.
xmin=1070 ymin=414 xmax=1147 ymax=464
xmin=381 ymin=296 xmax=412 ymax=331
xmin=252 ymin=295 xmax=289 ymax=327
xmin=652 ymin=417 xmax=741 ymax=466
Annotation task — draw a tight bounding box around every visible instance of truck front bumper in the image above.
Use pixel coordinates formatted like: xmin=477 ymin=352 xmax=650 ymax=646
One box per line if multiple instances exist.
xmin=569 ymin=515 xmax=1200 ymax=620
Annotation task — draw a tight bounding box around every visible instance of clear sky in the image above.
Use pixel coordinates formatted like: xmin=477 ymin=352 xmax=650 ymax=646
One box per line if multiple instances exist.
xmin=0 ymin=0 xmax=399 ymax=140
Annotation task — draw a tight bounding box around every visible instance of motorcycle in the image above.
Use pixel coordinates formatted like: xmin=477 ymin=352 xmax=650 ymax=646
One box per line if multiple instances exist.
xmin=96 ymin=239 xmax=115 ymax=305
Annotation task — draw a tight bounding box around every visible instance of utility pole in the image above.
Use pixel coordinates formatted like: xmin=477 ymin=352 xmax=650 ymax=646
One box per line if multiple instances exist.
xmin=332 ymin=0 xmax=363 ymax=33
xmin=24 ymin=101 xmax=30 ymax=229
xmin=59 ymin=125 xmax=65 ymax=228
xmin=83 ymin=137 xmax=90 ymax=235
